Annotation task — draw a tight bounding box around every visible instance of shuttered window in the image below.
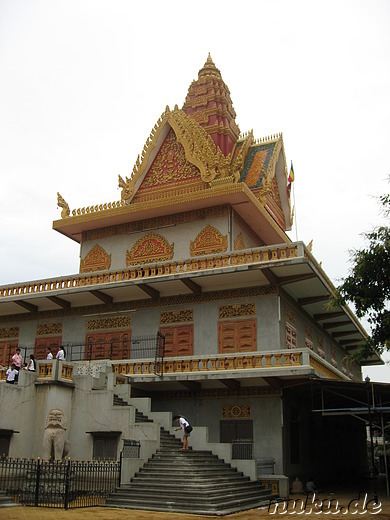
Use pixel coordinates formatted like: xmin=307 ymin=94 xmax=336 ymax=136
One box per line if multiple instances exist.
xmin=34 ymin=336 xmax=62 ymax=359
xmin=218 ymin=319 xmax=257 ymax=354
xmin=85 ymin=331 xmax=131 ymax=360
xmin=159 ymin=325 xmax=193 ymax=357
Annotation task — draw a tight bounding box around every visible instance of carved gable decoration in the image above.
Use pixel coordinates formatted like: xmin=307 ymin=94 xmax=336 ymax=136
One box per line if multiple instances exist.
xmin=190 ymin=225 xmax=228 ymax=257
xmin=126 ymin=233 xmax=174 ymax=266
xmin=80 ymin=244 xmax=111 ymax=273
xmin=133 ymin=129 xmax=202 ymax=200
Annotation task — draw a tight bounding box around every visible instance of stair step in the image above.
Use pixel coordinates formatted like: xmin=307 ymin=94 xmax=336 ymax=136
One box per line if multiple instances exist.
xmin=102 ymin=420 xmax=277 ymax=515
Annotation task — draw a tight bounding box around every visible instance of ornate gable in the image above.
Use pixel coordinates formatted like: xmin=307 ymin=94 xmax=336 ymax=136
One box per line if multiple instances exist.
xmin=190 ymin=225 xmax=228 ymax=256
xmin=118 ymin=107 xmax=251 ymax=205
xmin=132 ymin=128 xmax=203 ymax=203
xmin=80 ymin=244 xmax=111 ymax=273
xmin=126 ymin=233 xmax=174 ymax=266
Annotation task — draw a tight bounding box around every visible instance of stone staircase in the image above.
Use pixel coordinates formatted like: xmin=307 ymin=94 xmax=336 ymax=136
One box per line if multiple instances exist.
xmin=0 ymin=490 xmax=19 ymax=508
xmin=104 ymin=414 xmax=277 ymax=515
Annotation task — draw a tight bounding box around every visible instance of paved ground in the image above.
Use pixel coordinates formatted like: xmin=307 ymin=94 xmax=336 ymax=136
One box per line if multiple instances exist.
xmin=1 ymin=492 xmax=390 ymax=520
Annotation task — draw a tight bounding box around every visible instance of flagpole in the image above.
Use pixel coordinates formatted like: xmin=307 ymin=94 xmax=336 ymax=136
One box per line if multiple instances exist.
xmin=293 ymin=178 xmax=298 ymax=241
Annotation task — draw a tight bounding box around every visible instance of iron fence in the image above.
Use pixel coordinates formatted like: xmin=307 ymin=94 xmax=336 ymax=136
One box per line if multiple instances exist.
xmin=232 ymin=439 xmax=253 ymax=460
xmin=4 ymin=332 xmax=165 ymax=364
xmin=0 ymin=457 xmax=120 ymax=509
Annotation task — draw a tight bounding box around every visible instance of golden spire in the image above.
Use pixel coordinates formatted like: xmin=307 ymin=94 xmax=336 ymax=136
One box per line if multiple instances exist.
xmin=198 ymin=53 xmax=222 ymax=79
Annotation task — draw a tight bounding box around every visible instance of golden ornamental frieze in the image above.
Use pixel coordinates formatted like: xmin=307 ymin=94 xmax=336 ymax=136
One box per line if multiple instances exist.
xmin=160 ymin=309 xmax=194 ymax=325
xmin=309 ymin=356 xmax=341 ymax=380
xmin=86 ymin=315 xmax=132 ymax=331
xmin=222 ymin=404 xmax=251 ymax=419
xmin=80 ymin=244 xmax=111 ymax=273
xmin=219 ymin=303 xmax=256 ymax=319
xmin=126 ymin=233 xmax=174 ymax=266
xmin=0 ymin=327 xmax=19 ymax=339
xmin=36 ymin=323 xmax=63 ymax=336
xmin=190 ymin=225 xmax=228 ymax=257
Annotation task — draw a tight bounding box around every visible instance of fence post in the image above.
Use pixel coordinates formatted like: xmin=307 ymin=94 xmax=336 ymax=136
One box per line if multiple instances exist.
xmin=34 ymin=458 xmax=41 ymax=507
xmin=118 ymin=450 xmax=122 ymax=487
xmin=64 ymin=458 xmax=71 ymax=510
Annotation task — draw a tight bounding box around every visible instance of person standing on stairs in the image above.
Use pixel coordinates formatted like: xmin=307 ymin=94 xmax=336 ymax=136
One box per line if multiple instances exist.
xmin=173 ymin=415 xmax=193 ymax=451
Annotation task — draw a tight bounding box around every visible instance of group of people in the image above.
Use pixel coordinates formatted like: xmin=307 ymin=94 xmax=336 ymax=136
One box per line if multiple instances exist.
xmin=5 ymin=346 xmax=66 ymax=384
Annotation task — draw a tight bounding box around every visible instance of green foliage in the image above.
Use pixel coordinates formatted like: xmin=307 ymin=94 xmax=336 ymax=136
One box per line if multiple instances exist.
xmin=337 ymin=188 xmax=390 ymax=357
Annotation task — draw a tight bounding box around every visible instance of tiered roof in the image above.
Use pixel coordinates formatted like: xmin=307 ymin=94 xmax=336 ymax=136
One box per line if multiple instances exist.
xmin=54 ymin=56 xmax=293 ymax=244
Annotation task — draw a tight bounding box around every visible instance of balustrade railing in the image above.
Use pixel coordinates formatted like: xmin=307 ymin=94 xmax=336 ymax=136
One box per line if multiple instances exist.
xmin=0 ymin=244 xmax=300 ymax=299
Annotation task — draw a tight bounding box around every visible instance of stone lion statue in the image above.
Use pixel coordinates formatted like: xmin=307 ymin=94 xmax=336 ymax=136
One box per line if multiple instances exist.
xmin=42 ymin=408 xmax=70 ymax=461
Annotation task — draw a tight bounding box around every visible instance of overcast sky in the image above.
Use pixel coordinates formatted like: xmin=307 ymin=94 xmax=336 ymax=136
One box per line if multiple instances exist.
xmin=0 ymin=0 xmax=389 ymax=380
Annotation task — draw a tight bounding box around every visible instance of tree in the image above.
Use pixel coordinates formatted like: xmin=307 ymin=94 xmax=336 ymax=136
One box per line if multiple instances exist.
xmin=336 ymin=189 xmax=390 ymax=359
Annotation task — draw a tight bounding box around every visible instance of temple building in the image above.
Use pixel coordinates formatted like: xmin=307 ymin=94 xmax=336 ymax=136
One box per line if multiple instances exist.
xmin=0 ymin=55 xmax=383 ymax=496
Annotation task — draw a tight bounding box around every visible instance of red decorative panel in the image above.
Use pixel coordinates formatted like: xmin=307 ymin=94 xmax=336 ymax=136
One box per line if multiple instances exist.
xmin=218 ymin=319 xmax=257 ymax=354
xmin=159 ymin=325 xmax=194 ymax=357
xmin=85 ymin=331 xmax=131 ymax=360
xmin=0 ymin=340 xmax=19 ymax=367
xmin=34 ymin=336 xmax=62 ymax=360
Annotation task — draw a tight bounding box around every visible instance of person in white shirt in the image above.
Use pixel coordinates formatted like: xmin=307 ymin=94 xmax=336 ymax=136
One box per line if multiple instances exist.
xmin=26 ymin=354 xmax=36 ymax=372
xmin=46 ymin=347 xmax=53 ymax=360
xmin=6 ymin=364 xmax=17 ymax=384
xmin=173 ymin=415 xmax=192 ymax=451
xmin=56 ymin=346 xmax=65 ymax=361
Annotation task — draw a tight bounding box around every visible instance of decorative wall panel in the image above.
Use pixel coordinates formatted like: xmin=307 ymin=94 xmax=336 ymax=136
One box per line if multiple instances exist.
xmin=86 ymin=316 xmax=132 ymax=331
xmin=219 ymin=303 xmax=255 ymax=319
xmin=190 ymin=225 xmax=227 ymax=257
xmin=160 ymin=310 xmax=193 ymax=325
xmin=0 ymin=327 xmax=19 ymax=339
xmin=80 ymin=244 xmax=111 ymax=273
xmin=222 ymin=404 xmax=251 ymax=419
xmin=126 ymin=233 xmax=174 ymax=266
xmin=36 ymin=323 xmax=63 ymax=336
